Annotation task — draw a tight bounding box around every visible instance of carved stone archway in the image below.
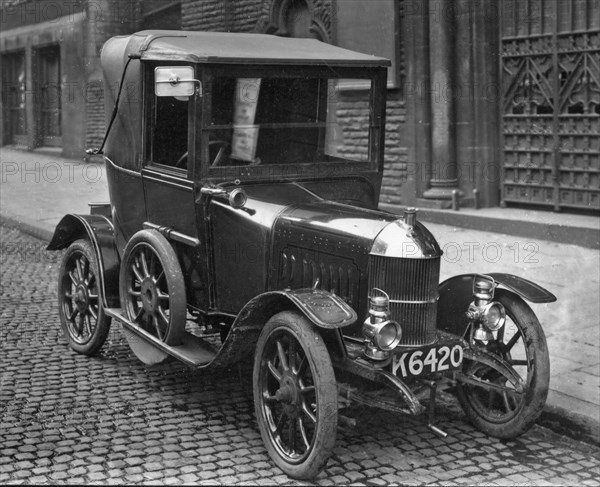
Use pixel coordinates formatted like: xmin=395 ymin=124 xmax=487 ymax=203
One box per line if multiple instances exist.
xmin=256 ymin=0 xmax=332 ymax=43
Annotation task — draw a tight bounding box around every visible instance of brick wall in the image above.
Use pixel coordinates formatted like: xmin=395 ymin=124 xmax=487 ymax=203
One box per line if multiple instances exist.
xmin=182 ymin=0 xmax=263 ymax=32
xmin=84 ymin=0 xmax=142 ymax=155
xmin=381 ymin=94 xmax=408 ymax=205
xmin=84 ymin=81 xmax=106 ymax=151
xmin=182 ymin=0 xmax=226 ymax=31
xmin=335 ymin=95 xmax=371 ymax=162
xmin=232 ymin=0 xmax=265 ymax=32
xmin=334 ymin=91 xmax=407 ymax=205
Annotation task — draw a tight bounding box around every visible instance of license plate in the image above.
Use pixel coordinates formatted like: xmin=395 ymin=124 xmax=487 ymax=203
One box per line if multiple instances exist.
xmin=391 ymin=344 xmax=464 ymax=378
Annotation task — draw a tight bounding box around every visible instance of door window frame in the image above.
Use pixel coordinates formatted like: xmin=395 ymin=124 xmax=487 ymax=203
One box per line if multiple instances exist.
xmin=142 ymin=61 xmax=197 ymax=180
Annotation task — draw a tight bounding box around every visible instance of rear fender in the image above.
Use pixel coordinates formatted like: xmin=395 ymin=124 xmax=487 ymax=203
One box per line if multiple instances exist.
xmin=212 ymin=289 xmax=357 ymax=367
xmin=47 ymin=214 xmax=120 ymax=308
xmin=437 ymin=273 xmax=556 ymax=336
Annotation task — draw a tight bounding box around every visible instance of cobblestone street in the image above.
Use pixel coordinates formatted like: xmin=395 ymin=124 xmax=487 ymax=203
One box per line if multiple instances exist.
xmin=1 ymin=224 xmax=599 ymax=486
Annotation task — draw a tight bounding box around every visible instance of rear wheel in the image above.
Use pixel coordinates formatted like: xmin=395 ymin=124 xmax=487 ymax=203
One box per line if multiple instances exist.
xmin=58 ymin=239 xmax=111 ymax=355
xmin=457 ymin=289 xmax=550 ymax=438
xmin=253 ymin=311 xmax=337 ymax=479
xmin=119 ymin=230 xmax=186 ymax=363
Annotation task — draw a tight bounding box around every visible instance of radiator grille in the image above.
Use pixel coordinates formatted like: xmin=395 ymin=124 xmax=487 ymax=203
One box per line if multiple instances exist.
xmin=368 ymin=255 xmax=440 ymax=345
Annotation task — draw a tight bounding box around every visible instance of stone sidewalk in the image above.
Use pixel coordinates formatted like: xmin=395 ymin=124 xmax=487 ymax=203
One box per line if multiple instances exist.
xmin=1 ymin=146 xmax=599 ymax=445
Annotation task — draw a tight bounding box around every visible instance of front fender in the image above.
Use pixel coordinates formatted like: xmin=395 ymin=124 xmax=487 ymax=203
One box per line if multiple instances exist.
xmin=202 ymin=289 xmax=357 ymax=368
xmin=437 ymin=273 xmax=556 ymax=336
xmin=47 ymin=214 xmax=120 ymax=308
xmin=236 ymin=289 xmax=357 ymax=331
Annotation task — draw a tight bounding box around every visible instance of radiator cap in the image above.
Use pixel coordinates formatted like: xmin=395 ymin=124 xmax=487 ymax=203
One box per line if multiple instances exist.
xmin=404 ymin=207 xmax=417 ymax=226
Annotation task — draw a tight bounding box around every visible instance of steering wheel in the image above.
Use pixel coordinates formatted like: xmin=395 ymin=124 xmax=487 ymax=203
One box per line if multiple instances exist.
xmin=210 ymin=140 xmax=229 ymax=167
xmin=175 ymin=151 xmax=188 ymax=168
xmin=174 ymin=140 xmax=229 ymax=168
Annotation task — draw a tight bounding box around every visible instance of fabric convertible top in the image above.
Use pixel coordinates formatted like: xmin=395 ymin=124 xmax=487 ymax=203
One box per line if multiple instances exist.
xmin=99 ymin=30 xmax=389 ymax=170
xmin=105 ymin=30 xmax=391 ymax=66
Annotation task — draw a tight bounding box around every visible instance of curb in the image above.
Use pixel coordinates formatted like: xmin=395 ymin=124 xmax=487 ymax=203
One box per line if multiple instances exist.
xmin=0 ymin=211 xmax=55 ymax=243
xmin=539 ymin=411 xmax=600 ymax=448
xmin=538 ymin=391 xmax=600 ymax=448
xmin=380 ymin=204 xmax=600 ymax=250
xmin=1 ymin=210 xmax=599 ymax=448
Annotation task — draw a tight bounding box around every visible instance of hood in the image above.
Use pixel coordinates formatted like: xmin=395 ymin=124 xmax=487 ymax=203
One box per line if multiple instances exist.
xmin=272 ymin=198 xmax=441 ymax=261
xmin=229 ymin=180 xmax=441 ymax=263
xmin=266 ymin=185 xmax=442 ymax=300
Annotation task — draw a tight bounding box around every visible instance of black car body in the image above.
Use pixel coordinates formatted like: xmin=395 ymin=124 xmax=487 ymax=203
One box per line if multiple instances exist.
xmin=48 ymin=30 xmax=556 ymax=479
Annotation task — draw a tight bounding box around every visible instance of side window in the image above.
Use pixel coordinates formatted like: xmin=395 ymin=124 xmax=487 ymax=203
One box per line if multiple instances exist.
xmin=147 ymin=67 xmax=190 ymax=169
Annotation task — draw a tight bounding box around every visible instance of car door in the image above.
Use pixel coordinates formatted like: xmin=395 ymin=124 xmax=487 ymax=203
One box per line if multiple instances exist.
xmin=141 ymin=63 xmax=208 ymax=310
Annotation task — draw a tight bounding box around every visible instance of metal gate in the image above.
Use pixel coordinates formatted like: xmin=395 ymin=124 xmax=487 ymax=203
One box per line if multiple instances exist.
xmin=500 ymin=0 xmax=599 ymax=211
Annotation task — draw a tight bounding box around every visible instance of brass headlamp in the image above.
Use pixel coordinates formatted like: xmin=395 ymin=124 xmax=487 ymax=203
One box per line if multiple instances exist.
xmin=363 ymin=289 xmax=402 ymax=360
xmin=466 ymin=275 xmax=506 ymax=341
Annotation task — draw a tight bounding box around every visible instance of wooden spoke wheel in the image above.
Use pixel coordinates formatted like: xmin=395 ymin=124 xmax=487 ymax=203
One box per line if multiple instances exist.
xmin=253 ymin=311 xmax=337 ymax=479
xmin=457 ymin=289 xmax=550 ymax=438
xmin=119 ymin=230 xmax=186 ymax=359
xmin=58 ymin=239 xmax=111 ymax=355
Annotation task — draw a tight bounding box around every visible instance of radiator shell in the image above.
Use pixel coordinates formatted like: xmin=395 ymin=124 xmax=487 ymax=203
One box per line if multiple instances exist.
xmin=368 ymin=255 xmax=441 ymax=346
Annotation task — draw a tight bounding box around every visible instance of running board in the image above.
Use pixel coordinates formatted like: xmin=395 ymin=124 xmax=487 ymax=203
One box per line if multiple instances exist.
xmin=105 ymin=308 xmax=218 ymax=367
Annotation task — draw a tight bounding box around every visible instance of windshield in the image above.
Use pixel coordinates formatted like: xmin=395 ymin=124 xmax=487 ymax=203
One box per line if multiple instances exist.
xmin=203 ymin=70 xmax=378 ymax=175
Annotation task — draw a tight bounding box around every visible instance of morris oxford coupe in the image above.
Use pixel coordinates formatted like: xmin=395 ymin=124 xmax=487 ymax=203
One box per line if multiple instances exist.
xmin=47 ymin=30 xmax=555 ymax=479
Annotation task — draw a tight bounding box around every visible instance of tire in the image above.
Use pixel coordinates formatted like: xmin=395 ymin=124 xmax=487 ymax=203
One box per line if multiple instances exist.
xmin=253 ymin=311 xmax=338 ymax=479
xmin=119 ymin=230 xmax=186 ymax=346
xmin=58 ymin=239 xmax=111 ymax=355
xmin=457 ymin=289 xmax=550 ymax=438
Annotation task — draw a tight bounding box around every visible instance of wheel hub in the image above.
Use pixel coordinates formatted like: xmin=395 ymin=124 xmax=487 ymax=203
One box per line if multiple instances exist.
xmin=140 ymin=278 xmax=157 ymax=313
xmin=276 ymin=374 xmax=301 ymax=416
xmin=74 ymin=285 xmax=89 ymax=313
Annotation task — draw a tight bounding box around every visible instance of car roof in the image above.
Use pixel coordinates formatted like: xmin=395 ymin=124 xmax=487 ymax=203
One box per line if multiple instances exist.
xmin=104 ymin=30 xmax=391 ymax=67
xmin=100 ymin=30 xmax=389 ymax=171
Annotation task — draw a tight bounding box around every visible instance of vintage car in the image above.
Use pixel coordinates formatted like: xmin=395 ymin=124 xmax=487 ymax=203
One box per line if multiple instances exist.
xmin=47 ymin=30 xmax=556 ymax=479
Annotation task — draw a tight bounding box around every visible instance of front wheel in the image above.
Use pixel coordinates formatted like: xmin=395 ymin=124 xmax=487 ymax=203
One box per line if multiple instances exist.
xmin=253 ymin=311 xmax=338 ymax=479
xmin=457 ymin=289 xmax=550 ymax=438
